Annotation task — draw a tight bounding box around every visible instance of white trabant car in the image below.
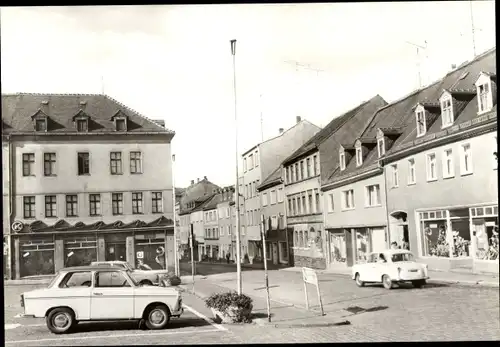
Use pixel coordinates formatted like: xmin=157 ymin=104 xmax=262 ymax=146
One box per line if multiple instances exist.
xmin=351 ymin=250 xmax=429 ymax=289
xmin=20 ymin=265 xmax=184 ymax=334
xmin=90 ymin=261 xmax=168 ymax=286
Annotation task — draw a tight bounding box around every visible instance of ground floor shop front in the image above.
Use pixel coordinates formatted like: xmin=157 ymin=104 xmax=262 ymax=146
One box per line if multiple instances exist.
xmin=326 ymin=226 xmax=388 ymax=269
xmin=290 ymin=222 xmax=326 ymax=269
xmin=9 ymin=218 xmax=175 ymax=279
xmin=413 ymin=203 xmax=498 ymax=274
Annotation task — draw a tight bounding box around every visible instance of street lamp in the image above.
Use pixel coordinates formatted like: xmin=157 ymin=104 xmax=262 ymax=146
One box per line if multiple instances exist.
xmin=231 ymin=39 xmax=242 ymax=295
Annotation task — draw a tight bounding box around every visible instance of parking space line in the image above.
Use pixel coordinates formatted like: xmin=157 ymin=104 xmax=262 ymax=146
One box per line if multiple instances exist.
xmin=5 ymin=328 xmax=221 ymax=344
xmin=183 ymin=304 xmax=228 ymax=331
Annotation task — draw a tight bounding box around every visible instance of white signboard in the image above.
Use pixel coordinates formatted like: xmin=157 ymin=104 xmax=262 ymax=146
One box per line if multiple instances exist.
xmin=136 ymin=251 xmax=144 ymax=259
xmin=301 ymin=267 xmax=324 ymax=315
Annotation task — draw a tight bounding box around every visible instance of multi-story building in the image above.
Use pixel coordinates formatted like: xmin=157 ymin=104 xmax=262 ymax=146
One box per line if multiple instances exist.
xmin=257 ymin=168 xmax=290 ymax=266
xmin=322 ymin=48 xmax=498 ymax=275
xmin=2 ymin=93 xmax=175 ymax=279
xmin=202 ymin=193 xmax=222 ymax=260
xmin=216 ymin=186 xmax=236 ymax=261
xmin=283 ymin=95 xmax=387 ymax=269
xmin=241 ymin=116 xmax=321 ymax=262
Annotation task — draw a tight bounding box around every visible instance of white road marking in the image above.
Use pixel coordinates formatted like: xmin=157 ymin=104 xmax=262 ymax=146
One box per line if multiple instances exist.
xmin=182 ymin=304 xmax=228 ymax=331
xmin=5 ymin=324 xmax=21 ymax=330
xmin=5 ymin=328 xmax=221 ymax=344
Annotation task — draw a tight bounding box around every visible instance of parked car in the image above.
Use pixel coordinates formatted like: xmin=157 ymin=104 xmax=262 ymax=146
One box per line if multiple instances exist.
xmin=351 ymin=250 xmax=429 ymax=289
xmin=90 ymin=261 xmax=169 ymax=286
xmin=20 ymin=265 xmax=183 ymax=334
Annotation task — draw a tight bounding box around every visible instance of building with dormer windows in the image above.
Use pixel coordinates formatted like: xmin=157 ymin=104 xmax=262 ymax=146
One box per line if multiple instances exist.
xmin=2 ymin=93 xmax=176 ymax=279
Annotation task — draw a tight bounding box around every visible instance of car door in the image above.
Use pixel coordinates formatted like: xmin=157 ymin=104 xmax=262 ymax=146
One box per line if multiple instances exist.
xmin=90 ymin=271 xmax=134 ymax=320
xmin=364 ymin=253 xmax=379 ymax=282
xmin=55 ymin=271 xmax=92 ymax=320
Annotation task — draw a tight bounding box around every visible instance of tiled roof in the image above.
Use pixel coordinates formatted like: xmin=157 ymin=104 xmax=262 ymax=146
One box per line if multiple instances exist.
xmin=257 ymin=165 xmax=282 ymax=191
xmin=327 ymin=47 xmax=496 ymax=185
xmin=14 ymin=216 xmax=173 ymax=234
xmin=202 ymin=193 xmax=223 ymax=211
xmin=282 ymin=95 xmax=386 ymax=166
xmin=1 ymin=93 xmax=174 ymax=134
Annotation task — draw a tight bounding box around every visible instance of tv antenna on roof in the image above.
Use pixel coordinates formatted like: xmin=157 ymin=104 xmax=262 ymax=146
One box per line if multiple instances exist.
xmin=405 ymin=40 xmax=428 ymax=88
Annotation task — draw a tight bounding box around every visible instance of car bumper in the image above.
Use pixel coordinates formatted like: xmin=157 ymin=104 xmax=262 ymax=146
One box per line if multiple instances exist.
xmin=398 ymin=276 xmax=429 ymax=281
xmin=171 ymin=307 xmax=184 ymax=318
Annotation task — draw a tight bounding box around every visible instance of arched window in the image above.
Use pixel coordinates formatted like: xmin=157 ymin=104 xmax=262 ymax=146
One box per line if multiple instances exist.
xmin=304 ymin=230 xmax=309 ymax=246
xmin=309 ymin=227 xmax=316 ymax=242
xmin=294 ymin=230 xmax=299 ymax=247
xmin=299 ymin=231 xmax=304 ymax=247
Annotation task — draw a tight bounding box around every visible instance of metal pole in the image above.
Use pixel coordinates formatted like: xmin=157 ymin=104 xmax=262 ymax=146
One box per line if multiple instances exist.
xmin=231 ymin=39 xmax=242 ymax=295
xmin=261 ymin=214 xmax=272 ymax=322
xmin=190 ymin=223 xmax=195 ymax=293
xmin=172 ymin=154 xmax=179 ymax=276
xmin=469 ymin=0 xmax=477 ymax=57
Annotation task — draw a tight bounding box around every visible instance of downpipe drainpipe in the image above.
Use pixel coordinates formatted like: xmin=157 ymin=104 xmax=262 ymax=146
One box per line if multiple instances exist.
xmin=381 ymin=160 xmax=391 ymax=247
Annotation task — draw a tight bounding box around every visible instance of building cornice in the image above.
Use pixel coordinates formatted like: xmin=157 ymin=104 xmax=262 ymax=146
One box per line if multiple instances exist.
xmin=321 ymin=165 xmax=382 ymax=192
xmin=282 ymin=146 xmax=318 ymax=167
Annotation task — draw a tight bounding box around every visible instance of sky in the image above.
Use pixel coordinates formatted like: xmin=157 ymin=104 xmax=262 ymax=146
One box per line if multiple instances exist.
xmin=1 ymin=2 xmax=496 ymax=188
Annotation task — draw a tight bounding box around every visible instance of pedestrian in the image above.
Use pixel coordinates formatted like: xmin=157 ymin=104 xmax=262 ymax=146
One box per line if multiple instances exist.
xmin=391 ymin=241 xmax=398 ymax=250
xmin=226 ymin=252 xmax=231 ymax=264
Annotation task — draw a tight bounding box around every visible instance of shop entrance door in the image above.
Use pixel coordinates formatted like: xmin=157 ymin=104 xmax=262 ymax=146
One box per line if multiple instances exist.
xmin=105 ymin=243 xmax=126 ymax=261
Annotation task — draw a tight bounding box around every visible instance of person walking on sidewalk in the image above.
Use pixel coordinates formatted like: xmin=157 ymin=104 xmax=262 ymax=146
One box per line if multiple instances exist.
xmin=226 ymin=252 xmax=231 ymax=264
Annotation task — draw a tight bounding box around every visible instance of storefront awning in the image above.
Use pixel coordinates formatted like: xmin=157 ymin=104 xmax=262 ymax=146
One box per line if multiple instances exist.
xmin=13 ymin=216 xmax=174 ymax=234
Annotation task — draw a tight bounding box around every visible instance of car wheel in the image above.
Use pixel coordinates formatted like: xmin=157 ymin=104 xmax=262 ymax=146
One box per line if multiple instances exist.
xmin=382 ymin=275 xmax=393 ymax=290
xmin=145 ymin=305 xmax=170 ymax=330
xmin=355 ymin=273 xmax=365 ymax=287
xmin=46 ymin=307 xmax=75 ymax=334
xmin=412 ymin=279 xmax=426 ymax=288
xmin=140 ymin=280 xmax=153 ymax=286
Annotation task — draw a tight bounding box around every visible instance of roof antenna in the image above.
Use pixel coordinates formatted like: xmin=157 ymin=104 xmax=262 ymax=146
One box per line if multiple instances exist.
xmin=405 ymin=40 xmax=428 ymax=88
xmin=469 ymin=1 xmax=477 ymax=57
xmin=259 ymin=93 xmax=264 ymax=142
xmin=101 ymin=75 xmax=105 ymax=95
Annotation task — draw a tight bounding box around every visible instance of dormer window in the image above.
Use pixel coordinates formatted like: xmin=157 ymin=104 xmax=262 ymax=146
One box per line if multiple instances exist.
xmin=116 ymin=119 xmax=126 ymax=131
xmin=440 ymin=96 xmax=453 ymax=128
xmin=416 ymin=108 xmax=426 ymax=137
xmin=377 ymin=138 xmax=385 ymax=157
xmin=356 ymin=148 xmax=363 ymax=167
xmin=475 ymin=72 xmax=494 ymax=114
xmin=35 ymin=119 xmax=47 ymax=132
xmin=76 ymin=119 xmax=88 ymax=132
xmin=340 ymin=152 xmax=346 ymax=171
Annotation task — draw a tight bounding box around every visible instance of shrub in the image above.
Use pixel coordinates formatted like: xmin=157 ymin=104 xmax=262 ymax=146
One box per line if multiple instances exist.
xmin=205 ymin=291 xmax=252 ymax=312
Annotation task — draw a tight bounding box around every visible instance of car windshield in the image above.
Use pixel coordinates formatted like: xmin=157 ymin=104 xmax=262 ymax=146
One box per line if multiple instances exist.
xmin=122 ymin=262 xmax=134 ymax=271
xmin=47 ymin=272 xmax=60 ymax=288
xmin=125 ymin=270 xmax=139 ymax=286
xmin=391 ymin=253 xmax=414 ymax=262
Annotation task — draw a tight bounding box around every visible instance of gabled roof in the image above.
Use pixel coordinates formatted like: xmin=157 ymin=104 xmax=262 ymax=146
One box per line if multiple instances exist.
xmin=1 ymin=93 xmax=174 ymax=134
xmin=202 ymin=193 xmax=223 ymax=211
xmin=257 ymin=165 xmax=282 ymax=191
xmin=282 ymin=94 xmax=387 ymax=166
xmin=325 ymin=47 xmax=496 ymax=186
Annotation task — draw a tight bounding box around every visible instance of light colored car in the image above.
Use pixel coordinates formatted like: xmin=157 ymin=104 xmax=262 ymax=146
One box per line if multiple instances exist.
xmin=20 ymin=265 xmax=183 ymax=334
xmin=351 ymin=249 xmax=429 ymax=289
xmin=90 ymin=261 xmax=170 ymax=286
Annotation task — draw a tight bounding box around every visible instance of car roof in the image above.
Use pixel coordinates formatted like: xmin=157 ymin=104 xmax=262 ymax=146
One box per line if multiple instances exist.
xmin=372 ymin=249 xmax=413 ymax=255
xmin=60 ymin=265 xmax=127 ymax=272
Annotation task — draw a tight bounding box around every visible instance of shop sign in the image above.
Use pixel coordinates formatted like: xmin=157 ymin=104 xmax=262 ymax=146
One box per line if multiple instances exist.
xmin=136 ymin=251 xmax=144 ymax=259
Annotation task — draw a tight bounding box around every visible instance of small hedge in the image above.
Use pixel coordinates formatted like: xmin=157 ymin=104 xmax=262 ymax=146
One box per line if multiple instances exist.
xmin=205 ymin=291 xmax=253 ymax=312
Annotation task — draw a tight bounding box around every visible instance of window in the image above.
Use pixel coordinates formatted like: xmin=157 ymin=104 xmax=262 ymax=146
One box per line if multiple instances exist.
xmin=356 ymin=148 xmax=363 ymax=166
xmin=391 ymin=164 xmax=399 ymax=188
xmin=279 ymin=242 xmax=288 ymax=262
xmin=43 ymin=153 xmax=56 ymax=176
xmin=45 ymin=195 xmax=57 ymax=217
xmin=407 ymin=158 xmax=416 ymax=185
xmin=130 ymin=152 xmax=142 ymax=174
xmin=442 ymin=149 xmax=454 ymax=178
xmin=340 ymin=152 xmax=346 ymax=171
xmin=270 ymin=190 xmax=277 ymax=204
xmin=271 ymin=215 xmax=278 ymax=229
xmin=35 ymin=119 xmax=47 ymax=132
xmin=416 ymin=109 xmax=426 ymax=137
xmin=365 ymin=185 xmax=381 ymax=207
xmin=110 ymin=152 xmax=122 ymax=175
xmin=377 ymin=138 xmax=385 ymax=157
xmin=22 ymin=153 xmax=35 ymax=176
xmin=255 ymin=151 xmax=259 ymax=167
xmin=306 ymin=158 xmax=311 ymax=177
xmin=116 ymin=119 xmax=127 ymax=131
xmin=248 ymin=154 xmax=254 ymax=169
xmin=460 ymin=143 xmax=473 ymax=175
xmin=315 ymin=192 xmax=321 ymax=213
xmin=77 ymin=152 xmax=90 ymax=175
xmin=342 ymin=190 xmax=354 ymax=210
xmin=302 ymin=196 xmax=307 ymax=214
xmin=478 ymin=83 xmax=492 ymax=113
xmin=277 ymin=188 xmax=284 ymax=203
xmin=76 ymin=119 xmax=88 ymax=132
xmin=112 ymin=193 xmax=123 ymax=215
xmin=23 ymin=196 xmax=35 ymax=218
xmin=495 ymin=136 xmax=498 ymax=170
xmin=308 ymin=194 xmax=313 ymax=213
xmin=285 ymin=168 xmax=289 ymax=184
xmin=96 ymin=271 xmax=130 ymax=287
xmin=292 ymin=199 xmax=297 ymax=216
xmin=295 ymin=163 xmax=299 ymax=181
xmin=66 ymin=195 xmax=78 ymax=217
xmin=300 ymin=161 xmax=304 ymax=180
xmin=278 ymin=214 xmax=284 ymax=229
xmin=262 ymin=193 xmax=268 ymax=206
xmin=426 ymin=153 xmax=437 ymax=181
xmin=288 ymin=199 xmax=292 ymax=215
xmin=328 ymin=194 xmax=334 ymax=212
xmin=60 ymin=271 xmax=92 ymax=288
xmin=89 ymin=194 xmax=101 ymax=216
xmin=313 ymin=155 xmax=318 ymax=176
xmin=243 ymin=158 xmax=247 ymax=172
xmin=152 ymin=192 xmax=163 ymax=213
xmin=441 ymin=98 xmax=453 ymax=127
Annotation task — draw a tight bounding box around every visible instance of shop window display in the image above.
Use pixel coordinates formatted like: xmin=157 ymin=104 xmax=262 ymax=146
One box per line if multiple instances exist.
xmin=355 ymin=229 xmax=368 ymax=262
xmin=420 ymin=210 xmax=449 ymax=257
xmin=330 ymin=233 xmax=346 ymax=263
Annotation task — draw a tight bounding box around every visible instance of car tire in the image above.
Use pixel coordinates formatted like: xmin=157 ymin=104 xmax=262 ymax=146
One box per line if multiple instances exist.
xmin=355 ymin=273 xmax=365 ymax=287
xmin=145 ymin=305 xmax=170 ymax=330
xmin=412 ymin=279 xmax=426 ymax=288
xmin=140 ymin=280 xmax=153 ymax=286
xmin=382 ymin=275 xmax=393 ymax=290
xmin=46 ymin=307 xmax=75 ymax=334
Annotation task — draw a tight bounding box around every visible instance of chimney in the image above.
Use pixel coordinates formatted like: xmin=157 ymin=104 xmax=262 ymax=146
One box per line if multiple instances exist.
xmin=79 ymin=101 xmax=87 ymax=111
xmin=296 ymin=116 xmax=301 ymax=123
xmin=279 ymin=128 xmax=284 ymax=134
xmin=204 ymin=176 xmax=207 ymax=180
xmin=191 ymin=180 xmax=194 ymax=185
xmin=41 ymin=101 xmax=49 ymax=114
xmin=451 ymin=64 xmax=457 ymax=70
xmin=197 ymin=178 xmax=200 ymax=183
